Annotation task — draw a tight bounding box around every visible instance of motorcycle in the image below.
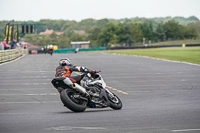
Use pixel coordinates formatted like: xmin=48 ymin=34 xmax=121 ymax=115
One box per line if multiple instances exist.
xmin=48 ymin=48 xmax=53 ymax=56
xmin=51 ymin=71 xmax=122 ymax=112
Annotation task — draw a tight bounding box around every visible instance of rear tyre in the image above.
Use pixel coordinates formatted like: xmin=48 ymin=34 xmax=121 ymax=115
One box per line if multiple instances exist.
xmin=107 ymin=92 xmax=122 ymax=110
xmin=60 ymin=89 xmax=87 ymax=112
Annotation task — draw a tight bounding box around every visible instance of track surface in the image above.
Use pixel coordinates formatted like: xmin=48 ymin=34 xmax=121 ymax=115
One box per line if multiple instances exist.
xmin=0 ymin=53 xmax=200 ymax=133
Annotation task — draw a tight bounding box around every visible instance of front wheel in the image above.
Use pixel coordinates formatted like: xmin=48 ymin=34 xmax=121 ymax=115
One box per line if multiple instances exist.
xmin=60 ymin=89 xmax=87 ymax=112
xmin=107 ymin=92 xmax=122 ymax=110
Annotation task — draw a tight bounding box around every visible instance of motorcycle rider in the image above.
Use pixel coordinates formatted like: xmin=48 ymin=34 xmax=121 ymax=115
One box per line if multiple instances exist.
xmin=49 ymin=44 xmax=54 ymax=55
xmin=55 ymin=58 xmax=96 ymax=92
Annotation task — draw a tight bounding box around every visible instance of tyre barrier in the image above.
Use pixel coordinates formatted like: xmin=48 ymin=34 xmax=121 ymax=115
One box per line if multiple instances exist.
xmin=0 ymin=49 xmax=28 ymax=64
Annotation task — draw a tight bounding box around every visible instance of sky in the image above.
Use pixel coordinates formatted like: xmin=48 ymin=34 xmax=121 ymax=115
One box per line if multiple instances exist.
xmin=0 ymin=0 xmax=200 ymax=21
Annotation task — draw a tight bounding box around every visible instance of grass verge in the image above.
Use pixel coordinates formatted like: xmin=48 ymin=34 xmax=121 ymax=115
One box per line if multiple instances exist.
xmin=105 ymin=47 xmax=200 ymax=65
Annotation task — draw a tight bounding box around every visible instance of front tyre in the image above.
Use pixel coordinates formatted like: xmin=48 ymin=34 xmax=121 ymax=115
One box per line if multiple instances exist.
xmin=107 ymin=92 xmax=122 ymax=110
xmin=60 ymin=89 xmax=87 ymax=112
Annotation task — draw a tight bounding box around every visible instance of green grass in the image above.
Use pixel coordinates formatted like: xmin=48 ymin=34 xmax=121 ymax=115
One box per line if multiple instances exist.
xmin=105 ymin=47 xmax=200 ymax=65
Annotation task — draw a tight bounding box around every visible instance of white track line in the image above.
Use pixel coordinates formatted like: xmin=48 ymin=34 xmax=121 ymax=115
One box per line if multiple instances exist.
xmin=0 ymin=93 xmax=58 ymax=96
xmin=172 ymin=129 xmax=200 ymax=132
xmin=0 ymin=101 xmax=60 ymax=104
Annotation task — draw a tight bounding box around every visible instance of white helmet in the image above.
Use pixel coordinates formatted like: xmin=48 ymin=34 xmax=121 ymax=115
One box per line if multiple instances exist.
xmin=59 ymin=58 xmax=71 ymax=66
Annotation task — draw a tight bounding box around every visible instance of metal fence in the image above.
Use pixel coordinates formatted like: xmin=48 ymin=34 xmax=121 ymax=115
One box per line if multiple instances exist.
xmin=0 ymin=49 xmax=28 ymax=64
xmin=107 ymin=44 xmax=200 ymax=50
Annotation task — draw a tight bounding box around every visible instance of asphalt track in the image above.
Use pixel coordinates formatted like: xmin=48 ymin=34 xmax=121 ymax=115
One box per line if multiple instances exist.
xmin=0 ymin=53 xmax=200 ymax=133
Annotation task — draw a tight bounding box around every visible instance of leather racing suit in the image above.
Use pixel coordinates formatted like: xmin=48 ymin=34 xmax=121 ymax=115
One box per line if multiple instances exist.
xmin=55 ymin=64 xmax=91 ymax=85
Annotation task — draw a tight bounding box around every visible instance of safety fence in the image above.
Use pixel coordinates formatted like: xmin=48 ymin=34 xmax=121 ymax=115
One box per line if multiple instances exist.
xmin=107 ymin=44 xmax=200 ymax=50
xmin=0 ymin=49 xmax=28 ymax=64
xmin=53 ymin=47 xmax=106 ymax=53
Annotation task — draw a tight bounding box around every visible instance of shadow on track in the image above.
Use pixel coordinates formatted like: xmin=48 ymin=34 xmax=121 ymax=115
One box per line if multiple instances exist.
xmin=54 ymin=108 xmax=118 ymax=114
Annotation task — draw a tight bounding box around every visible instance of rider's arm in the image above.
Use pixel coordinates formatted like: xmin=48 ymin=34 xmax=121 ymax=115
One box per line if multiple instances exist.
xmin=75 ymin=66 xmax=91 ymax=72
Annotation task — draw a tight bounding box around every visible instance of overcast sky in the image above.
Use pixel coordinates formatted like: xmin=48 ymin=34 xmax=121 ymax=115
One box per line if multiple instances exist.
xmin=0 ymin=0 xmax=200 ymax=21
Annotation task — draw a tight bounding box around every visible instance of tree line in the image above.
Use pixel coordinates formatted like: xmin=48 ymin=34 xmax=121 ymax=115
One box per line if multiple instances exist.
xmin=0 ymin=16 xmax=199 ymax=48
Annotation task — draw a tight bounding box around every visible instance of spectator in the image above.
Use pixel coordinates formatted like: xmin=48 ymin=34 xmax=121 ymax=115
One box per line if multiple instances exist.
xmin=16 ymin=42 xmax=21 ymax=55
xmin=3 ymin=39 xmax=8 ymax=50
xmin=11 ymin=39 xmax=17 ymax=49
xmin=0 ymin=42 xmax=4 ymax=50
xmin=23 ymin=44 xmax=27 ymax=49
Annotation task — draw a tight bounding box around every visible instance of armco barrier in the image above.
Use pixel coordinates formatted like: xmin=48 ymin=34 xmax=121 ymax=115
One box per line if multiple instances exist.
xmin=107 ymin=44 xmax=200 ymax=50
xmin=53 ymin=47 xmax=106 ymax=53
xmin=0 ymin=49 xmax=28 ymax=64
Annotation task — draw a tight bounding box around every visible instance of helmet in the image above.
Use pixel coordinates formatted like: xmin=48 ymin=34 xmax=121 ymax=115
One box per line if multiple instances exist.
xmin=59 ymin=58 xmax=71 ymax=66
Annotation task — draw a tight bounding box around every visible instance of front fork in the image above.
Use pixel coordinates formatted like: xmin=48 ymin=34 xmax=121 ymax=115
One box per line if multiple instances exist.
xmin=105 ymin=88 xmax=115 ymax=98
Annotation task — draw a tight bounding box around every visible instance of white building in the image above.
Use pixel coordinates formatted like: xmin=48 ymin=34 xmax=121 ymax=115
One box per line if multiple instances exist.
xmin=71 ymin=41 xmax=90 ymax=49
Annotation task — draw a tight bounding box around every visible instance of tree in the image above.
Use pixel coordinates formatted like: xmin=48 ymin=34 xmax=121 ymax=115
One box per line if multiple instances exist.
xmin=87 ymin=28 xmax=102 ymax=47
xmin=155 ymin=23 xmax=166 ymax=41
xmin=98 ymin=23 xmax=120 ymax=47
xmin=188 ymin=16 xmax=199 ymax=21
xmin=188 ymin=21 xmax=200 ymax=37
xmin=130 ymin=23 xmax=143 ymax=43
xmin=183 ymin=26 xmax=198 ymax=39
xmin=118 ymin=23 xmax=134 ymax=46
xmin=140 ymin=22 xmax=155 ymax=41
xmin=0 ymin=33 xmax=4 ymax=41
xmin=96 ymin=19 xmax=110 ymax=29
xmin=78 ymin=18 xmax=97 ymax=32
xmin=163 ymin=20 xmax=183 ymax=40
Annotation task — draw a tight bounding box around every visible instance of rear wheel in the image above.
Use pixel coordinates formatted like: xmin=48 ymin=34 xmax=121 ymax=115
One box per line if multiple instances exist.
xmin=107 ymin=92 xmax=122 ymax=110
xmin=60 ymin=89 xmax=87 ymax=112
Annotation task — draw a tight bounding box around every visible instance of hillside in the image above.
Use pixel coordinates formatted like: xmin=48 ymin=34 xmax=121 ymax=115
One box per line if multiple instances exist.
xmin=0 ymin=16 xmax=199 ymax=48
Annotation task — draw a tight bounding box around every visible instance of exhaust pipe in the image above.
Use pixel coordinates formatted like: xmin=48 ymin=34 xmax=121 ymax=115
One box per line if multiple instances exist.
xmin=72 ymin=83 xmax=89 ymax=96
xmin=62 ymin=77 xmax=89 ymax=96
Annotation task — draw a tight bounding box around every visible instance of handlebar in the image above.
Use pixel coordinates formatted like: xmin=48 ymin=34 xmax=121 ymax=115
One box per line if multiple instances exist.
xmin=95 ymin=70 xmax=101 ymax=73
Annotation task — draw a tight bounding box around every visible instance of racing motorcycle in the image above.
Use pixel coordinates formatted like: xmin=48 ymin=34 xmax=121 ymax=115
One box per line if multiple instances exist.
xmin=51 ymin=71 xmax=122 ymax=112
